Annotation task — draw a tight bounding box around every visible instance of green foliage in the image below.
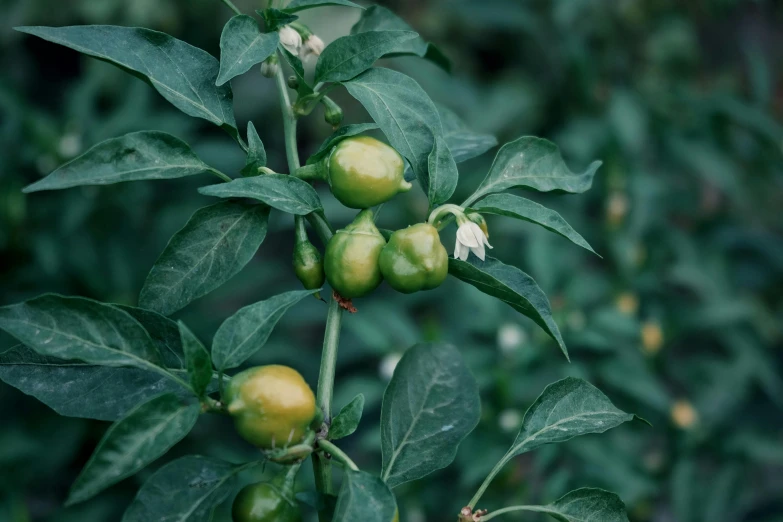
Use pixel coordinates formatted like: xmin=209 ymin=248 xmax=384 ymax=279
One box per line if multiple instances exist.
xmin=333 ymin=470 xmax=396 ymax=522
xmin=217 ymin=15 xmax=279 ymax=87
xmin=198 ymin=175 xmax=323 ymax=215
xmin=314 ymin=31 xmax=418 ymax=84
xmin=329 ymin=393 xmax=364 ymax=440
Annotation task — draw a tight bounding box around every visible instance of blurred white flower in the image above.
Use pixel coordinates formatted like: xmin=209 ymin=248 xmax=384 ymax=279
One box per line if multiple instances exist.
xmin=279 ymin=26 xmax=302 ymax=54
xmin=454 ymin=218 xmax=492 ymax=261
xmin=379 ymin=352 xmax=402 ymax=381
xmin=498 ymin=409 xmax=522 ymax=432
xmin=300 ymin=34 xmax=325 ymax=60
xmin=497 ymin=323 xmax=527 ymax=354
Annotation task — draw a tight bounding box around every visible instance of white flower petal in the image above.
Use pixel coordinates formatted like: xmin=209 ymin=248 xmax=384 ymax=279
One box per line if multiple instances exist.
xmin=456 ymin=223 xmax=480 ymax=248
xmin=455 ymin=241 xmax=469 ymax=261
xmin=471 ymin=240 xmax=486 ymax=261
xmin=279 ymin=26 xmax=302 ymax=54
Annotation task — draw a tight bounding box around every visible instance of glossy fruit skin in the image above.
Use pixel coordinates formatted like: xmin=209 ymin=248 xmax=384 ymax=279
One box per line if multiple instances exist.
xmin=293 ymin=240 xmax=325 ymax=291
xmin=327 ymin=136 xmax=411 ymax=209
xmin=379 ymin=223 xmax=448 ymax=294
xmin=324 ymin=209 xmax=386 ymax=298
xmin=232 ymin=482 xmax=302 ymax=522
xmin=226 ymin=365 xmax=316 ymax=449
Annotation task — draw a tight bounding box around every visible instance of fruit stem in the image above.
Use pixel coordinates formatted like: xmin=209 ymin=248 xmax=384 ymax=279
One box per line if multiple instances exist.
xmin=318 ymin=439 xmax=359 ymax=471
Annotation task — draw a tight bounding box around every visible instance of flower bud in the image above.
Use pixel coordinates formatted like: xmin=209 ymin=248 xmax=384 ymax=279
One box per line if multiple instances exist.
xmin=300 ymin=34 xmax=325 ymax=60
xmin=279 ymin=26 xmax=302 ymax=54
xmin=287 ymin=75 xmax=299 ymax=90
xmin=321 ymin=96 xmax=343 ymax=127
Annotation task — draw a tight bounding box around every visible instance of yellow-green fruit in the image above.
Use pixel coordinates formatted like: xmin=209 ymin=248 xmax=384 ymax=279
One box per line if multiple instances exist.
xmin=379 ymin=223 xmax=448 ymax=294
xmin=226 ymin=365 xmax=316 ymax=449
xmin=324 ymin=209 xmax=386 ymax=298
xmin=327 ymin=136 xmax=411 ymax=209
xmin=232 ymin=482 xmax=302 ymax=522
xmin=392 ymin=509 xmax=399 ymax=522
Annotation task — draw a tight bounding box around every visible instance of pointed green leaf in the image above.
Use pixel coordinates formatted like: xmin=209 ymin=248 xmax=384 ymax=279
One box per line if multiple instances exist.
xmin=284 ymin=0 xmax=364 ymax=13
xmin=306 ymin=123 xmax=379 ymax=165
xmin=427 ymin=135 xmax=458 ymax=206
xmin=438 ymin=105 xmax=497 ymax=163
xmin=117 ymin=305 xmax=185 ymax=369
xmin=315 ymin=31 xmax=418 ymax=84
xmin=241 ymin=122 xmax=267 ymax=176
xmin=381 ymin=343 xmax=480 ymax=488
xmin=178 ymin=322 xmax=212 ymax=397
xmin=217 ymin=16 xmax=279 ymax=86
xmin=329 ymin=394 xmax=364 ymax=440
xmin=23 ymin=131 xmax=214 ymax=193
xmin=465 ymin=137 xmax=601 ymax=206
xmin=448 ymin=256 xmax=567 ymax=359
xmin=334 ymin=470 xmax=397 ymax=522
xmin=67 ymin=393 xmax=200 ymax=505
xmin=198 ymin=175 xmax=323 ymax=215
xmin=493 ymin=488 xmax=630 ymax=522
xmin=259 ymin=9 xmax=299 ymax=31
xmin=212 ymin=289 xmax=319 ymax=371
xmin=15 ymin=26 xmax=237 ymax=137
xmin=139 ymin=201 xmax=269 ymax=316
xmin=472 ymin=194 xmax=597 ymax=255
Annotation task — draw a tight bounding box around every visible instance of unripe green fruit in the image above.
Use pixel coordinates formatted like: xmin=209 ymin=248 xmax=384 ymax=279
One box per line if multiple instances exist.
xmin=293 ymin=240 xmax=325 ymax=292
xmin=232 ymin=482 xmax=302 ymax=522
xmin=379 ymin=223 xmax=448 ymax=294
xmin=324 ymin=209 xmax=386 ymax=298
xmin=321 ymin=96 xmax=343 ymax=127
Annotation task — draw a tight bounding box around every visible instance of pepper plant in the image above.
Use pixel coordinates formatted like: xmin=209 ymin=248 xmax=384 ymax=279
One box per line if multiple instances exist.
xmin=1 ymin=2 xmax=646 ymax=521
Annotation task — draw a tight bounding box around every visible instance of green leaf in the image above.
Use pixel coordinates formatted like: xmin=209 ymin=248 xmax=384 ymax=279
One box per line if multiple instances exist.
xmin=15 ymin=26 xmax=237 ymax=137
xmin=212 ymin=289 xmax=319 ymax=371
xmin=0 ymin=345 xmax=185 ymax=421
xmin=438 ymin=105 xmax=497 ymax=163
xmin=427 ymin=136 xmax=459 ymax=207
xmin=496 ymin=488 xmax=630 ymax=522
xmin=315 ymin=31 xmax=418 ymax=84
xmin=259 ymin=8 xmax=299 ymax=31
xmin=117 ymin=305 xmax=185 ymax=369
xmin=217 ymin=15 xmax=279 ymax=86
xmin=343 ymin=67 xmax=441 ymax=192
xmin=381 ymin=343 xmax=480 ymax=488
xmin=465 ymin=137 xmax=602 ymax=206
xmin=472 ymin=194 xmax=597 ymax=255
xmin=23 ymin=131 xmax=214 ymax=193
xmin=350 ymin=5 xmax=451 ymax=72
xmin=333 ymin=470 xmax=397 ymax=522
xmin=178 ymin=322 xmax=212 ymax=397
xmin=329 ymin=394 xmax=364 ymax=440
xmin=198 ymin=175 xmax=323 ymax=215
xmin=279 ymin=45 xmax=313 ymax=96
xmin=122 ymin=456 xmax=248 ymax=522
xmin=241 ymin=122 xmax=267 ymax=176
xmin=139 ymin=201 xmax=269 ymax=316
xmin=306 ymin=123 xmax=379 ymax=165
xmin=67 ymin=393 xmax=200 ymax=506
xmin=448 ymin=256 xmax=567 ymax=360
xmin=284 ymin=0 xmax=364 ymax=13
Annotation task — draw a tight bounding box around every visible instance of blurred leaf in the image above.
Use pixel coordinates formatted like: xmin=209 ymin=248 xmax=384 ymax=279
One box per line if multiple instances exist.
xmin=139 ymin=201 xmax=270 ymax=316
xmin=283 ymin=0 xmax=363 ymax=12
xmin=427 ymin=135 xmax=459 ymax=206
xmin=496 ymin=488 xmax=629 ymax=522
xmin=178 ymin=322 xmax=212 ymax=397
xmin=381 ymin=343 xmax=480 ymax=488
xmin=23 ymin=132 xmax=215 ymax=193
xmin=67 ymin=393 xmax=200 ymax=505
xmin=198 ymin=175 xmax=323 ymax=215
xmin=334 ymin=470 xmax=397 ymax=522
xmin=217 ymin=15 xmax=279 ymax=86
xmin=315 ymin=31 xmax=418 ymax=84
xmin=438 ymin=105 xmax=497 ymax=163
xmin=241 ymin=122 xmax=267 ymax=176
xmin=307 ymin=123 xmax=379 ymax=165
xmin=330 ymin=393 xmax=364 ymax=440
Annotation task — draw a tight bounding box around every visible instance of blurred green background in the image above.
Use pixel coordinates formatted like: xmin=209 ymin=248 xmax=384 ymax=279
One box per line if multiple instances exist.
xmin=2 ymin=0 xmax=782 ymax=521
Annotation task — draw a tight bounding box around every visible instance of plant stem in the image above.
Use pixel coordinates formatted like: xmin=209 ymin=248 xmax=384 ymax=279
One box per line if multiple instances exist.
xmin=480 ymin=505 xmax=553 ymax=521
xmin=318 ymin=439 xmax=359 ymax=471
xmin=208 ymin=167 xmax=233 ymax=183
xmin=467 ymin=450 xmax=513 ymax=509
xmin=219 ymin=0 xmax=242 ymax=16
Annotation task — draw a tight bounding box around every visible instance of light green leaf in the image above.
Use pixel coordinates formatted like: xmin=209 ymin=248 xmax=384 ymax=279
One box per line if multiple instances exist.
xmin=122 ymin=456 xmax=248 ymax=522
xmin=241 ymin=122 xmax=267 ymax=176
xmin=333 ymin=470 xmax=397 ymax=522
xmin=381 ymin=343 xmax=480 ymax=488
xmin=284 ymin=0 xmax=364 ymax=12
xmin=212 ymin=289 xmax=319 ymax=371
xmin=306 ymin=123 xmax=379 ymax=165
xmin=438 ymin=105 xmax=497 ymax=163
xmin=178 ymin=322 xmax=212 ymax=397
xmin=343 ymin=67 xmax=441 ymax=191
xmin=198 ymin=175 xmax=323 ymax=215
xmin=217 ymin=15 xmax=279 ymax=86
xmin=448 ymin=257 xmax=567 ymax=360
xmin=315 ymin=31 xmax=418 ymax=84
xmin=139 ymin=201 xmax=269 ymax=316
xmin=427 ymin=135 xmax=458 ymax=206
xmin=472 ymin=194 xmax=597 ymax=255
xmin=15 ymin=26 xmax=238 ymax=137
xmin=67 ymin=393 xmax=200 ymax=505
xmin=329 ymin=394 xmax=364 ymax=440
xmin=464 ymin=137 xmax=602 ymax=207
xmin=23 ymin=131 xmax=214 ymax=193
xmin=491 ymin=488 xmax=630 ymax=522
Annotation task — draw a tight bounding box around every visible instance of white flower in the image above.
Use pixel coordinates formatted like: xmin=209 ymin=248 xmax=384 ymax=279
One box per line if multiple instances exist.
xmin=454 ymin=219 xmax=492 ymax=261
xmin=379 ymin=353 xmax=402 ymax=381
xmin=279 ymin=26 xmax=302 ymax=54
xmin=300 ymin=34 xmax=325 ymax=60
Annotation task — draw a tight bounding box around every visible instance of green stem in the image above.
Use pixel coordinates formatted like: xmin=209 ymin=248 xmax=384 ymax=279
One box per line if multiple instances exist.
xmin=208 ymin=167 xmax=233 ymax=183
xmin=219 ymin=0 xmax=242 ymax=15
xmin=467 ymin=450 xmax=514 ymax=509
xmin=293 ymin=162 xmax=329 ymax=182
xmin=481 ymin=505 xmax=554 ymax=521
xmin=306 ymin=212 xmax=334 ymax=243
xmin=318 ymin=439 xmax=359 ymax=471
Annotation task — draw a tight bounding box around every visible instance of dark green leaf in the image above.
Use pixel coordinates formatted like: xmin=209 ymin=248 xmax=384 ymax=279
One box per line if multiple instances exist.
xmin=381 ymin=343 xmax=480 ymax=488
xmin=333 ymin=470 xmax=397 ymax=522
xmin=465 ymin=137 xmax=602 ymax=206
xmin=427 ymin=136 xmax=458 ymax=206
xmin=15 ymin=26 xmax=237 ymax=137
xmin=350 ymin=6 xmax=451 ymax=72
xmin=67 ymin=393 xmax=200 ymax=505
xmin=438 ymin=105 xmax=497 ymax=163
xmin=284 ymin=0 xmax=364 ymax=13
xmin=178 ymin=322 xmax=212 ymax=397
xmin=315 ymin=31 xmax=418 ymax=84
xmin=23 ymin=131 xmax=214 ymax=193
xmin=217 ymin=16 xmax=279 ymax=86
xmin=472 ymin=194 xmax=597 ymax=255
xmin=330 ymin=394 xmax=364 ymax=440
xmin=259 ymin=9 xmax=299 ymax=31
xmin=448 ymin=257 xmax=567 ymax=359
xmin=343 ymin=68 xmax=441 ymax=190
xmin=279 ymin=45 xmax=313 ymax=96
xmin=122 ymin=456 xmax=248 ymax=522
xmin=307 ymin=123 xmax=379 ymax=165
xmin=212 ymin=289 xmax=319 ymax=371
xmin=198 ymin=175 xmax=323 ymax=215
xmin=139 ymin=201 xmax=269 ymax=316
xmin=241 ymin=122 xmax=267 ymax=176
xmin=499 ymin=488 xmax=630 ymax=522
xmin=117 ymin=305 xmax=185 ymax=369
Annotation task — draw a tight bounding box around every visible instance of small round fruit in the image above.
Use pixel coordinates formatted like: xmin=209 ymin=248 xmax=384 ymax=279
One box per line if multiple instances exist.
xmin=324 ymin=209 xmax=386 ymax=298
xmin=379 ymin=223 xmax=448 ymax=294
xmin=232 ymin=482 xmax=302 ymax=522
xmin=226 ymin=365 xmax=316 ymax=449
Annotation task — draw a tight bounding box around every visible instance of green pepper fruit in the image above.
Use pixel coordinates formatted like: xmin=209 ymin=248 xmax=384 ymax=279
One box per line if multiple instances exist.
xmin=324 ymin=209 xmax=386 ymax=298
xmin=321 ymin=96 xmax=343 ymax=127
xmin=292 ymin=219 xmax=324 ymax=298
xmin=232 ymin=477 xmax=302 ymax=522
xmin=379 ymin=223 xmax=448 ymax=294
xmin=226 ymin=365 xmax=317 ymax=449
